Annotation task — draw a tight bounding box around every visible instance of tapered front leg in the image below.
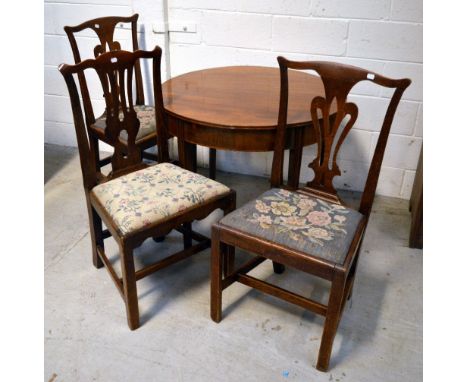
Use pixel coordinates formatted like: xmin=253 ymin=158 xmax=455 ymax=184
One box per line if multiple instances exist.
xmin=210 ymin=226 xmax=223 ymax=323
xmin=120 ymin=242 xmax=139 ymax=330
xmin=316 ymin=273 xmax=346 ymax=371
xmin=86 ymin=196 xmax=104 ymax=269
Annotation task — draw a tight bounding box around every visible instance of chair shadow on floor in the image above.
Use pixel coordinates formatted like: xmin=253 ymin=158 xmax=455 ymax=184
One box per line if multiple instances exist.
xmin=323 ymin=269 xmax=388 ymax=368
xmin=104 ymin=225 xmax=387 ymax=366
xmin=218 ymin=250 xmax=388 ymax=368
xmin=221 ymin=251 xmax=331 ymax=321
xmin=126 ymin=233 xmax=214 ymax=325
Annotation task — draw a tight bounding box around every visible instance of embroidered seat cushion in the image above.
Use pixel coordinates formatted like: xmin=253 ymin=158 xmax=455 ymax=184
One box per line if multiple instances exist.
xmin=93 ymin=105 xmax=156 ymax=141
xmin=92 ymin=163 xmax=231 ymax=235
xmin=219 ymin=188 xmax=364 ymax=265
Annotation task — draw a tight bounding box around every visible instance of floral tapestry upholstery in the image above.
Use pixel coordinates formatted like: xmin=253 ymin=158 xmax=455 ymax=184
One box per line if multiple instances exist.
xmin=92 ymin=163 xmax=231 ymax=236
xmin=94 ymin=105 xmax=156 ymax=141
xmin=219 ymin=188 xmax=364 ymax=264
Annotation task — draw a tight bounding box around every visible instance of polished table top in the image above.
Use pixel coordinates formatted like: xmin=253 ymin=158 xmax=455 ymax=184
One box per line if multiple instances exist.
xmin=162 ymin=66 xmax=326 ymax=130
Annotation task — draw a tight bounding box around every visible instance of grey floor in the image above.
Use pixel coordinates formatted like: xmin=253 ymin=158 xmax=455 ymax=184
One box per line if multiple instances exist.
xmin=45 ymin=144 xmax=422 ymax=382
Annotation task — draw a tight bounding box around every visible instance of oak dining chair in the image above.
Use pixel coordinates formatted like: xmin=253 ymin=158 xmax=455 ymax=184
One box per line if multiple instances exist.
xmin=210 ymin=57 xmax=411 ymax=371
xmin=64 ymin=14 xmax=160 ymax=168
xmin=59 ymin=46 xmax=236 ymax=330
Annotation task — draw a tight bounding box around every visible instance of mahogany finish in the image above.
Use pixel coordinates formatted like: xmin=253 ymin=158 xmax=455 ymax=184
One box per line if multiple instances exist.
xmin=409 ymin=147 xmax=423 ymax=249
xmin=59 ymin=47 xmax=236 ymax=330
xmin=164 ymin=66 xmax=326 ymax=130
xmin=211 ymin=57 xmax=411 ymax=371
xmin=162 ymin=66 xmax=329 ymax=184
xmin=64 ymin=14 xmax=159 ymax=166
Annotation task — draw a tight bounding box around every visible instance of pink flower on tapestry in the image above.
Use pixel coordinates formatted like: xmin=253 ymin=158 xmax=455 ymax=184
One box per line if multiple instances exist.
xmin=307 ymin=211 xmax=332 ymax=226
xmin=281 ymin=216 xmax=307 ymax=227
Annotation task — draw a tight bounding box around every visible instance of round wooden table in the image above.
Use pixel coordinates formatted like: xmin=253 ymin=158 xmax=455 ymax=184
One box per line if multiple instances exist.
xmin=162 ymin=66 xmax=325 ymax=186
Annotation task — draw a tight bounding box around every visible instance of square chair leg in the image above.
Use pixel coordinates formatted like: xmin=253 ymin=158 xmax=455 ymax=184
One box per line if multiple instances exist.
xmin=316 ymin=274 xmax=346 ymax=371
xmin=120 ymin=243 xmax=140 ymax=330
xmin=210 ymin=227 xmax=223 ymax=323
xmin=86 ymin=197 xmax=104 ymax=269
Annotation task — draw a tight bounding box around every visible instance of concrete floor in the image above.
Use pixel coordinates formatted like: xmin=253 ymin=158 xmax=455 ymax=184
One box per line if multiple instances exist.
xmin=45 ymin=144 xmax=422 ymax=382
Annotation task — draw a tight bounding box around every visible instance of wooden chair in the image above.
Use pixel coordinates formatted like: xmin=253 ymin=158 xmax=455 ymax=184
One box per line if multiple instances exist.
xmin=59 ymin=46 xmax=236 ymax=330
xmin=210 ymin=57 xmax=411 ymax=371
xmin=64 ymin=14 xmax=160 ymax=168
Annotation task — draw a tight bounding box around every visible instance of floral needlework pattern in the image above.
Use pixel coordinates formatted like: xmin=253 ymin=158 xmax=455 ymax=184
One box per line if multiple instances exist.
xmin=220 ymin=188 xmax=364 ymax=264
xmin=250 ymin=189 xmax=348 ymax=246
xmin=92 ymin=163 xmax=230 ymax=235
xmin=95 ymin=105 xmax=156 ymax=141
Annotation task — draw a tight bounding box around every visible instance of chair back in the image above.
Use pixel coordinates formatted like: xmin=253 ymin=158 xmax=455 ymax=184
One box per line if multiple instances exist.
xmin=271 ymin=57 xmax=411 ymax=217
xmin=64 ymin=14 xmax=144 ymax=125
xmin=58 ymin=47 xmax=169 ymax=190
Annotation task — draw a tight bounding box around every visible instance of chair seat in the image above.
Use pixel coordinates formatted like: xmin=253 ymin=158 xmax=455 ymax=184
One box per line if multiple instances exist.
xmin=92 ymin=163 xmax=231 ymax=235
xmin=93 ymin=105 xmax=156 ymax=142
xmin=219 ymin=188 xmax=364 ymax=264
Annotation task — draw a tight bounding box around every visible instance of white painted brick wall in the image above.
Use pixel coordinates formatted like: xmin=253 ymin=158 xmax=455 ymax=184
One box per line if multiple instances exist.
xmin=348 ymin=21 xmax=423 ymax=62
xmin=381 ymin=61 xmax=423 ymax=101
xmin=44 ymin=0 xmax=423 ymax=199
xmin=414 ymin=104 xmax=423 ymax=138
xmin=240 ymin=0 xmax=312 ymax=16
xmin=336 ymin=130 xmax=374 ymax=163
xmin=272 ymin=17 xmax=348 ymax=55
xmin=204 ymin=12 xmax=272 ymax=50
xmin=370 ymin=134 xmax=422 ymax=170
xmin=391 ymin=0 xmax=423 ymax=22
xmin=400 ymin=170 xmax=417 ymax=199
xmin=311 ymin=0 xmax=391 ymax=20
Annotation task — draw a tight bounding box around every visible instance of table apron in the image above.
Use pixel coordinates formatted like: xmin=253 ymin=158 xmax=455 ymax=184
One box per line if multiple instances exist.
xmin=167 ymin=115 xmax=316 ymax=152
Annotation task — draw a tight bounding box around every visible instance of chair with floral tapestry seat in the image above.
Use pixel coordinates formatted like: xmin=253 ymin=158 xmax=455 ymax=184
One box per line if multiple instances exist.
xmin=210 ymin=57 xmax=410 ymax=371
xmin=59 ymin=46 xmax=235 ymax=330
xmin=64 ymin=14 xmax=161 ymax=168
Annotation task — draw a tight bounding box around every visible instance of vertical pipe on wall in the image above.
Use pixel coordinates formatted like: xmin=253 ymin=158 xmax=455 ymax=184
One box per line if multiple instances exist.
xmin=162 ymin=0 xmax=171 ymax=80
